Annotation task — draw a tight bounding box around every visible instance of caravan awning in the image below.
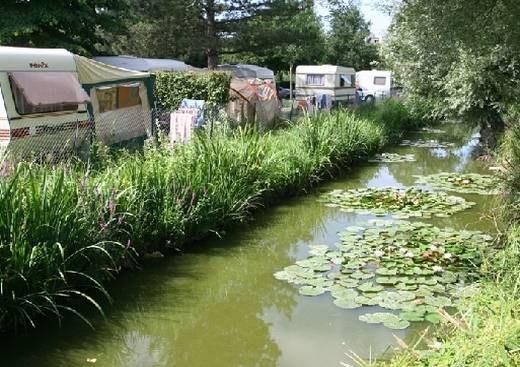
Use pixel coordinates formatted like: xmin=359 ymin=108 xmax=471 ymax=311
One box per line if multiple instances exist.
xmin=9 ymin=71 xmax=90 ymax=114
xmin=75 ymin=55 xmax=150 ymax=84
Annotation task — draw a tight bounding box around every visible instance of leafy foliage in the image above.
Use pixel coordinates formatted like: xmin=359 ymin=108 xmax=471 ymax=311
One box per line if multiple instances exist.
xmin=326 ymin=1 xmax=380 ymax=70
xmin=384 ymin=0 xmax=520 ymax=148
xmin=0 ymin=0 xmax=127 ymax=55
xmin=154 ymin=71 xmax=232 ymax=110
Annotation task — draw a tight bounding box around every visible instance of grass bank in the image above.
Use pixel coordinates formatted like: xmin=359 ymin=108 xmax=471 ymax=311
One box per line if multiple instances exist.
xmin=377 ymin=119 xmax=520 ymax=367
xmin=0 ymin=100 xmax=419 ymax=333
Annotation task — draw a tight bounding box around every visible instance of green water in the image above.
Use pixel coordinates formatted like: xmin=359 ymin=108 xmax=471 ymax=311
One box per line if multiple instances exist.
xmin=1 ymin=123 xmax=497 ymax=367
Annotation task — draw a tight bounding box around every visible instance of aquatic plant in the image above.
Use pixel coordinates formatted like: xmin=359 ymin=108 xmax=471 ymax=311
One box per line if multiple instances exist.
xmin=321 ymin=187 xmax=475 ymax=219
xmin=414 ymin=172 xmax=502 ymax=195
xmin=368 ymin=153 xmax=416 ymax=163
xmin=274 ymin=220 xmax=493 ymax=329
xmin=399 ymin=139 xmax=455 ymax=148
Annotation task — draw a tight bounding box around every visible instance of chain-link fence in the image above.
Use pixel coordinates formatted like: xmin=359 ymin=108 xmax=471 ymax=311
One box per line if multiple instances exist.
xmin=0 ymin=106 xmax=157 ymax=168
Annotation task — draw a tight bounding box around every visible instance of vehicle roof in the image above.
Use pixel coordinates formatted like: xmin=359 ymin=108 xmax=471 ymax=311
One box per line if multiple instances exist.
xmin=94 ymin=55 xmax=196 ymax=72
xmin=296 ymin=64 xmax=356 ymax=75
xmin=217 ymin=64 xmax=275 ymax=80
xmin=356 ymin=70 xmax=392 ymax=76
xmin=0 ymin=46 xmax=76 ymax=72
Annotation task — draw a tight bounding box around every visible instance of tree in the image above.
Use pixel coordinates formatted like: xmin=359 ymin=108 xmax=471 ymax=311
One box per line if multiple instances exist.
xmin=384 ymin=0 xmax=520 ymax=149
xmin=0 ymin=0 xmax=127 ymax=55
xmin=111 ymin=0 xmax=323 ymax=70
xmin=221 ymin=1 xmax=326 ymax=72
xmin=325 ymin=1 xmax=379 ymax=70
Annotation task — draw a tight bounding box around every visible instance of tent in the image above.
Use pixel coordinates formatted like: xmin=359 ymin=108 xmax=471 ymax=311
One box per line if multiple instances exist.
xmin=226 ymin=77 xmax=280 ymax=128
xmin=75 ymin=56 xmax=155 ymax=145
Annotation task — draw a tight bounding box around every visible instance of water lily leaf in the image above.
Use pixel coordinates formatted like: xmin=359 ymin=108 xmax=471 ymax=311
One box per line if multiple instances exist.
xmin=331 ymin=286 xmax=358 ymax=300
xmin=425 ymin=312 xmax=443 ymax=324
xmin=399 ymin=310 xmax=425 ymax=322
xmin=299 ymin=286 xmax=325 ymax=296
xmin=334 ymin=298 xmax=362 ymax=309
xmin=357 ymin=282 xmax=384 ymax=293
xmin=425 ymin=295 xmax=452 ymax=308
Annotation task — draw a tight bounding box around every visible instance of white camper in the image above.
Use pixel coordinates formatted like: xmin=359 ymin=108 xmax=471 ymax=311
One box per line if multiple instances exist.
xmin=355 ymin=70 xmax=392 ymax=103
xmin=0 ymin=46 xmax=91 ymax=161
xmin=295 ymin=65 xmax=356 ymax=105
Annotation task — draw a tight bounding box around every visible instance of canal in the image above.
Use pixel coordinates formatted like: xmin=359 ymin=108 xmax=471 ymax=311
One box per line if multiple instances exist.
xmin=2 ymin=123 xmax=496 ymax=367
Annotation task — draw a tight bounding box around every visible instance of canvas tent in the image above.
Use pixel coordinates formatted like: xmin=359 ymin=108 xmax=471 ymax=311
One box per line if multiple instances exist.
xmin=75 ymin=56 xmax=155 ymax=145
xmin=227 ymin=77 xmax=280 ymax=128
xmin=94 ymin=56 xmax=197 ymax=73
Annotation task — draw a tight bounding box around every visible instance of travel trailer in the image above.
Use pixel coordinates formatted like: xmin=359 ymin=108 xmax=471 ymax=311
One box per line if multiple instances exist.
xmin=0 ymin=46 xmax=91 ymax=161
xmin=0 ymin=47 xmax=157 ymax=163
xmin=355 ymin=70 xmax=392 ymax=103
xmin=295 ymin=65 xmax=356 ymax=105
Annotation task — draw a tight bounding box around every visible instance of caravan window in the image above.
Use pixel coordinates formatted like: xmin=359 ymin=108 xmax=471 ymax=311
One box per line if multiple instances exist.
xmin=9 ymin=72 xmax=90 ymax=115
xmin=306 ymin=74 xmax=325 ymax=86
xmin=374 ymin=76 xmax=387 ymax=86
xmin=340 ymin=74 xmax=354 ymax=88
xmin=96 ymin=83 xmax=141 ymax=113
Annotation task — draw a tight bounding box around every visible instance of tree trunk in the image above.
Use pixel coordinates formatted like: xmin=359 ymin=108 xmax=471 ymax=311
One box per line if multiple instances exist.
xmin=205 ymin=0 xmax=218 ymax=70
xmin=480 ymin=112 xmax=505 ymax=152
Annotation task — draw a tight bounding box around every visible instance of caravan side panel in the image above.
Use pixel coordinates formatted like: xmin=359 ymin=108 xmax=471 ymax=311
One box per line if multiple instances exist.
xmin=0 ymin=79 xmax=10 ymax=160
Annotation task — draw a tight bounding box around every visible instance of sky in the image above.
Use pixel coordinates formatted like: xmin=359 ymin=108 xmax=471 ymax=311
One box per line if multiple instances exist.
xmin=315 ymin=1 xmax=392 ymax=37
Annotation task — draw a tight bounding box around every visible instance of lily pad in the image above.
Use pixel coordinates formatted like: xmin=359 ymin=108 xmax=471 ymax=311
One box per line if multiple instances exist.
xmin=334 ymin=298 xmax=362 ymax=309
xmin=299 ymin=286 xmax=326 ymax=296
xmin=321 ymin=187 xmax=474 ymax=219
xmin=357 ymin=282 xmax=384 ymax=293
xmin=414 ymin=172 xmax=501 ymax=195
xmin=369 ymin=153 xmax=416 ymax=163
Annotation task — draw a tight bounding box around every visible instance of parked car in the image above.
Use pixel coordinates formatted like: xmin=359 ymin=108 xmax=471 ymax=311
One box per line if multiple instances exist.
xmin=278 ymin=86 xmax=293 ymax=99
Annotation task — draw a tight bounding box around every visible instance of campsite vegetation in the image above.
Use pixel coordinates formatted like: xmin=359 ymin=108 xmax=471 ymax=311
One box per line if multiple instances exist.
xmin=0 ymin=101 xmax=419 ymax=332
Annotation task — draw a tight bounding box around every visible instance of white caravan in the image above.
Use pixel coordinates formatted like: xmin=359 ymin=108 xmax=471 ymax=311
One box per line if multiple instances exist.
xmin=295 ymin=65 xmax=356 ymax=105
xmin=0 ymin=46 xmax=91 ymax=161
xmin=355 ymin=70 xmax=392 ymax=103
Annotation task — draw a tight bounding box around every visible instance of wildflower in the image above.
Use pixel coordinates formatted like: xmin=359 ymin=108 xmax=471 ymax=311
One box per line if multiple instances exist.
xmin=108 ymin=199 xmax=116 ymax=214
xmin=404 ymin=251 xmax=414 ymax=258
xmin=432 ymin=265 xmax=444 ymax=273
xmin=126 ymin=239 xmax=132 ymax=248
xmin=117 ymin=216 xmax=123 ymax=225
xmin=100 ymin=221 xmax=108 ymax=231
xmin=443 ymin=252 xmax=453 ymax=260
xmin=374 ymin=250 xmax=385 ymax=257
xmin=430 ymin=244 xmax=438 ymax=252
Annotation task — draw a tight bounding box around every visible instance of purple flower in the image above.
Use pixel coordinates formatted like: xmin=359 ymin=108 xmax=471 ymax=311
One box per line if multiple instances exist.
xmin=108 ymin=199 xmax=116 ymax=214
xmin=100 ymin=221 xmax=108 ymax=231
xmin=126 ymin=239 xmax=132 ymax=248
xmin=118 ymin=216 xmax=123 ymax=225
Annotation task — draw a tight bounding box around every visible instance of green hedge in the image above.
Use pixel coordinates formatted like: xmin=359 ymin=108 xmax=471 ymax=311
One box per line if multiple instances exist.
xmin=154 ymin=71 xmax=232 ymax=110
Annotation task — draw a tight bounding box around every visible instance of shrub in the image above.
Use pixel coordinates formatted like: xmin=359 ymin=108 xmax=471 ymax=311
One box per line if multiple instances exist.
xmin=154 ymin=71 xmax=232 ymax=110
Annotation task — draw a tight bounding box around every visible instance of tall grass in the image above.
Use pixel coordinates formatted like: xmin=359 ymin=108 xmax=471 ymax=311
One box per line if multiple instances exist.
xmin=0 ymin=101 xmax=416 ymax=332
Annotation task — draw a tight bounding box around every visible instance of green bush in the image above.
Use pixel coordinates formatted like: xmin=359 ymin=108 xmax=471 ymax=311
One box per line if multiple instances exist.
xmin=154 ymin=71 xmax=232 ymax=110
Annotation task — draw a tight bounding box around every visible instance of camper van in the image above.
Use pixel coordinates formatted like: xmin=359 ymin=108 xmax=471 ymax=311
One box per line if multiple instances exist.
xmin=295 ymin=65 xmax=356 ymax=105
xmin=0 ymin=46 xmax=91 ymax=161
xmin=355 ymin=70 xmax=392 ymax=103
